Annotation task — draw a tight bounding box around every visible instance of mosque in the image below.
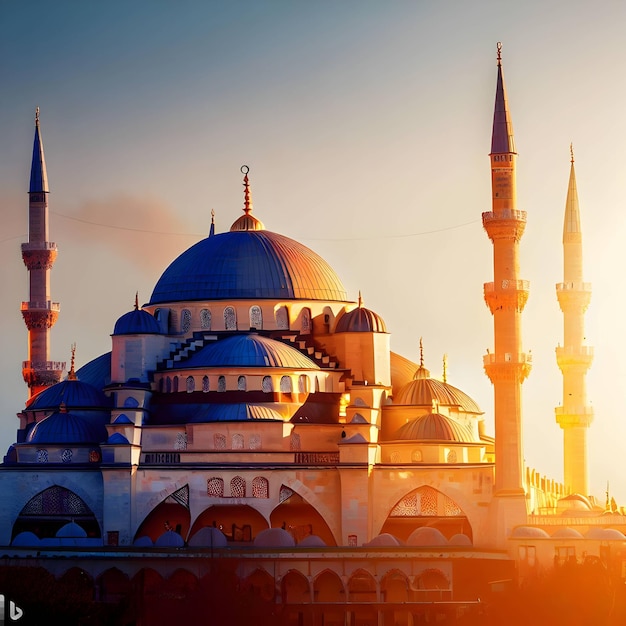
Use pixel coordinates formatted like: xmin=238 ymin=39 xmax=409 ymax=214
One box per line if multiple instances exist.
xmin=0 ymin=45 xmax=624 ymax=623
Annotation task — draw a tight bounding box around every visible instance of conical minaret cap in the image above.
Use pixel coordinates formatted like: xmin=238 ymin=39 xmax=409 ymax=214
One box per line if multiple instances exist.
xmin=29 ymin=107 xmax=49 ymax=193
xmin=563 ymin=144 xmax=581 ymax=242
xmin=490 ymin=43 xmax=516 ymax=155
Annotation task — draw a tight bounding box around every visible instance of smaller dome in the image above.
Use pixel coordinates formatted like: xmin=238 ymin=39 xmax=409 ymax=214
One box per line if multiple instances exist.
xmin=188 ymin=527 xmax=228 ymax=548
xmin=113 ymin=309 xmax=162 ymax=335
xmin=253 ymin=528 xmax=295 ymax=548
xmin=407 ymin=527 xmax=448 ymax=547
xmin=335 ymin=301 xmax=387 ymax=333
xmin=510 ymin=526 xmax=550 ymax=539
xmin=11 ymin=531 xmax=41 ymax=546
xmin=179 ymin=334 xmax=319 ymax=370
xmin=27 ymin=379 xmax=111 ymax=412
xmin=585 ymin=528 xmax=626 ymax=541
xmin=395 ymin=413 xmax=475 ymax=443
xmin=56 ymin=522 xmax=87 ymax=538
xmin=365 ymin=533 xmax=401 ymax=547
xmin=557 ymin=493 xmax=592 ymax=512
xmin=448 ymin=533 xmax=472 ymax=547
xmin=189 ymin=403 xmax=284 ymax=423
xmin=341 ymin=433 xmax=368 ymax=444
xmin=297 ymin=535 xmax=327 ymax=547
xmin=551 ymin=528 xmax=584 ymax=539
xmin=27 ymin=409 xmax=107 ymax=445
xmin=155 ymin=530 xmax=184 ymax=547
xmin=133 ymin=536 xmax=154 ymax=547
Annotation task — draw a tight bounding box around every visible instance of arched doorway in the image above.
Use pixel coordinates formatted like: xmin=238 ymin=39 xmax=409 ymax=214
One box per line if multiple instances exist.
xmin=134 ymin=485 xmax=190 ymax=543
xmin=270 ymin=487 xmax=336 ymax=546
xmin=12 ymin=485 xmax=101 ymax=540
xmin=380 ymin=485 xmax=472 ymax=542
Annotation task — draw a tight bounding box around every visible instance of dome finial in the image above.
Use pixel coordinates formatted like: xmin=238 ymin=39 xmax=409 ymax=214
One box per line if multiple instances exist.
xmin=68 ymin=343 xmax=77 ymax=380
xmin=134 ymin=291 xmax=139 ymax=311
xmin=241 ymin=165 xmax=252 ymax=214
xmin=35 ymin=106 xmax=40 ymax=126
xmin=358 ymin=290 xmax=363 ymax=307
xmin=209 ymin=209 xmax=216 ymax=237
xmin=442 ymin=353 xmax=448 ymax=383
xmin=419 ymin=337 xmax=424 ymax=367
xmin=570 ymin=142 xmax=574 ymax=164
xmin=496 ymin=41 xmax=502 ymax=66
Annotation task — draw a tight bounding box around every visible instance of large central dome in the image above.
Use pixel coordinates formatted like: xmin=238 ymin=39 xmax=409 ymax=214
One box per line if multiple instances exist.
xmin=150 ymin=229 xmax=347 ymax=304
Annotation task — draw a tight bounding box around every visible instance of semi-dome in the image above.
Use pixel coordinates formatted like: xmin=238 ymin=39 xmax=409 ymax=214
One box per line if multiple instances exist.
xmin=188 ymin=527 xmax=228 ymax=548
xmin=395 ymin=413 xmax=476 ymax=443
xmin=510 ymin=526 xmax=550 ymax=539
xmin=27 ymin=409 xmax=107 ymax=445
xmin=150 ymin=229 xmax=347 ymax=304
xmin=395 ymin=366 xmax=481 ymax=414
xmin=335 ymin=298 xmax=387 ymax=333
xmin=177 ymin=333 xmax=319 ymax=370
xmin=56 ymin=522 xmax=87 ymax=538
xmin=253 ymin=528 xmax=295 ymax=548
xmin=406 ymin=527 xmax=448 ymax=546
xmin=113 ymin=308 xmax=162 ymax=335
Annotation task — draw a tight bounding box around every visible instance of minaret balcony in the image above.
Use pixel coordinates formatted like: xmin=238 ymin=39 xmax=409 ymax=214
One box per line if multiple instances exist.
xmin=483 ymin=352 xmax=532 ymax=383
xmin=22 ymin=360 xmax=66 ymax=387
xmin=555 ymin=406 xmax=594 ymax=428
xmin=21 ymin=242 xmax=58 ymax=270
xmin=556 ymin=282 xmax=592 ymax=312
xmin=555 ymin=346 xmax=594 ymax=370
xmin=483 ymin=280 xmax=529 ymax=313
xmin=482 ymin=210 xmax=527 ymax=241
xmin=20 ymin=301 xmax=60 ymax=330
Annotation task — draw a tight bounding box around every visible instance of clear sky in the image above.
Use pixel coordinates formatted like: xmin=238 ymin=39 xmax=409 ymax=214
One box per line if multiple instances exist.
xmin=1 ymin=0 xmax=625 ymax=502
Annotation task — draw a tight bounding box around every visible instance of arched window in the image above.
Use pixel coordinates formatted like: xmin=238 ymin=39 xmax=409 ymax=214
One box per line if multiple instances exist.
xmin=447 ymin=449 xmax=457 ymax=463
xmin=237 ymin=376 xmax=247 ymax=391
xmin=181 ymin=309 xmax=192 ymax=333
xmin=275 ymin=306 xmax=289 ymax=330
xmin=202 ymin=375 xmax=209 ymax=393
xmin=175 ymin=432 xmax=188 ymax=451
xmin=301 ymin=307 xmax=312 ymax=333
xmin=230 ymin=476 xmax=246 ymax=498
xmin=158 ymin=378 xmax=164 ymax=392
xmin=290 ymin=432 xmax=301 ymax=451
xmin=411 ymin=449 xmax=423 ymax=462
xmin=224 ymin=306 xmax=237 ymax=331
xmin=249 ymin=434 xmax=261 ymax=450
xmin=207 ymin=477 xmax=224 ymax=497
xmin=200 ymin=309 xmax=212 ymax=330
xmin=249 ymin=305 xmax=262 ymax=329
xmin=173 ymin=376 xmax=179 ymax=393
xmin=262 ymin=376 xmax=273 ymax=393
xmin=186 ymin=376 xmax=195 ymax=393
xmin=232 ymin=433 xmax=244 ymax=449
xmin=298 ymin=375 xmax=308 ymax=393
xmin=252 ymin=477 xmax=269 ymax=498
xmin=218 ymin=376 xmax=226 ymax=392
xmin=280 ymin=376 xmax=292 ymax=393
xmin=214 ymin=433 xmax=226 ymax=449
xmin=166 ymin=377 xmax=172 ymax=393
xmin=315 ymin=377 xmax=320 ymax=392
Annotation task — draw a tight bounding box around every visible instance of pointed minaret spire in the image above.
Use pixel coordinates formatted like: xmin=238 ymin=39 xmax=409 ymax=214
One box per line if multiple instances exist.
xmin=483 ymin=43 xmax=531 ymax=501
xmin=230 ymin=165 xmax=264 ymax=231
xmin=29 ymin=107 xmax=49 ymax=193
xmin=491 ymin=43 xmax=516 ymax=155
xmin=556 ymin=146 xmax=593 ymax=495
xmin=21 ymin=109 xmax=64 ymax=398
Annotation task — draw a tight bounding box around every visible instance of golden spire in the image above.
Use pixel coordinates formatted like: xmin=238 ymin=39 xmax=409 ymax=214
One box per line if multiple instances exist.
xmin=358 ymin=290 xmax=363 ymax=307
xmin=414 ymin=337 xmax=431 ymax=379
xmin=570 ymin=142 xmax=574 ymax=164
xmin=242 ymin=165 xmax=252 ymax=214
xmin=68 ymin=343 xmax=77 ymax=380
xmin=419 ymin=337 xmax=424 ymax=367
xmin=442 ymin=353 xmax=448 ymax=383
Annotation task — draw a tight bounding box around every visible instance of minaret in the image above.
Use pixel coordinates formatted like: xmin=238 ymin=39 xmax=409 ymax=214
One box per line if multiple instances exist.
xmin=21 ymin=108 xmax=64 ymax=398
xmin=555 ymin=145 xmax=593 ymax=495
xmin=482 ymin=44 xmax=531 ymax=498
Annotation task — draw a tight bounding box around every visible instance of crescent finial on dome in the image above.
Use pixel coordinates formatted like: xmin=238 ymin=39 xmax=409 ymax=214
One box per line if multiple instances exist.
xmin=230 ymin=166 xmax=265 ymax=231
xmin=443 ymin=353 xmax=448 ymax=383
xmin=414 ymin=337 xmax=430 ymax=379
xmin=68 ymin=343 xmax=77 ymax=380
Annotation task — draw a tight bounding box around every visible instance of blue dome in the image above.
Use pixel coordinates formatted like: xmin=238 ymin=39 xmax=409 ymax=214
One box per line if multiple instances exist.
xmin=27 ymin=378 xmax=111 ymax=411
xmin=189 ymin=403 xmax=284 ymax=422
xmin=149 ymin=230 xmax=347 ymax=304
xmin=177 ymin=334 xmax=319 ymax=369
xmin=113 ymin=309 xmax=162 ymax=335
xmin=107 ymin=433 xmax=129 ymax=444
xmin=27 ymin=410 xmax=107 ymax=445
